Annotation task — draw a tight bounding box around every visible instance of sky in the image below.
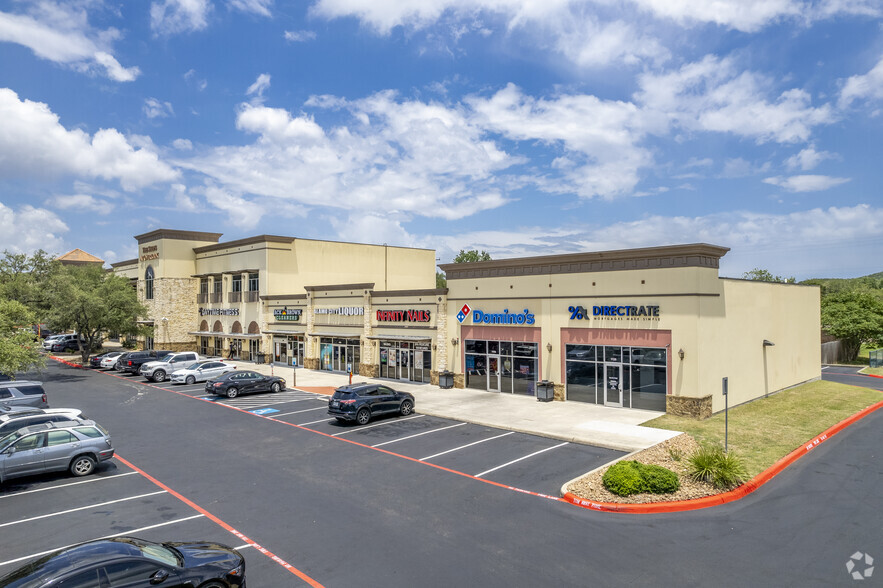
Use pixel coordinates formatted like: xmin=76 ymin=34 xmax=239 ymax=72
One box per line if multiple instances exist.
xmin=1 ymin=1 xmax=883 ymax=280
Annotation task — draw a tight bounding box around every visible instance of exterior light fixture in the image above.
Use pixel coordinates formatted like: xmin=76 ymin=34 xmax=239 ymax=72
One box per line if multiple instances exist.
xmin=546 ymin=343 xmax=552 ymax=352
xmin=763 ymin=340 xmax=775 ymax=347
xmin=451 ymin=338 xmax=459 ymax=346
xmin=678 ymin=348 xmax=685 ymax=360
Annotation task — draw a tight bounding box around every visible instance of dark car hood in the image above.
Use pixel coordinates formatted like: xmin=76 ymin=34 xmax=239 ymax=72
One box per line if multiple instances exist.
xmin=167 ymin=542 xmax=243 ymax=568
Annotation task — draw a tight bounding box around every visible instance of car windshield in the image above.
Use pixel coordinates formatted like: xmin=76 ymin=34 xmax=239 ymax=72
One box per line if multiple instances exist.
xmin=0 ymin=430 xmax=25 ymax=452
xmin=183 ymin=362 xmax=201 ymax=370
xmin=138 ymin=543 xmax=181 ymax=566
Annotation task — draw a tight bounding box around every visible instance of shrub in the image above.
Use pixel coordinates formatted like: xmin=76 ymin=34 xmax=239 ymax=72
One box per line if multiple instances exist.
xmin=602 ymin=461 xmax=680 ymax=496
xmin=668 ymin=447 xmax=684 ymax=461
xmin=602 ymin=461 xmax=646 ymax=496
xmin=688 ymin=445 xmax=747 ymax=490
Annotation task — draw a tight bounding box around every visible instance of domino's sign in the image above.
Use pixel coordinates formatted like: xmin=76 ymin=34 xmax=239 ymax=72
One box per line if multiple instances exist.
xmin=460 ymin=305 xmax=535 ymax=325
xmin=456 ymin=303 xmax=471 ymax=323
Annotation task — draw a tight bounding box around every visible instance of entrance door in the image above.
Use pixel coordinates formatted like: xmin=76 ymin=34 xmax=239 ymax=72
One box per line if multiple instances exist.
xmin=400 ymin=350 xmax=411 ymax=381
xmin=488 ymin=355 xmax=501 ymax=392
xmin=604 ymin=363 xmax=622 ymax=407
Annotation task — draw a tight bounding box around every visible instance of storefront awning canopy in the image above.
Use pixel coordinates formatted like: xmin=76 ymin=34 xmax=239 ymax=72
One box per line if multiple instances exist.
xmin=264 ymin=329 xmax=306 ymax=335
xmin=188 ymin=331 xmax=262 ymax=339
xmin=366 ymin=334 xmax=433 ymax=341
xmin=308 ymin=331 xmax=361 ymax=338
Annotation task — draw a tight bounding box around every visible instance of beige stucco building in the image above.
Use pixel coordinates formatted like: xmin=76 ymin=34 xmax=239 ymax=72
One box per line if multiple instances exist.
xmin=113 ymin=233 xmax=820 ymax=417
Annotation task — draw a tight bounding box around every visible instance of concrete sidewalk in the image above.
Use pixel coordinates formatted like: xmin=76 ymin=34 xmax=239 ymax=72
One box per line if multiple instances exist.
xmin=234 ymin=359 xmax=681 ymax=451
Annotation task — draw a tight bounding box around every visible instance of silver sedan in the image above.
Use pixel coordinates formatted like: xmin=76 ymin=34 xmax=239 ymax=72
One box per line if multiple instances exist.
xmin=169 ymin=361 xmax=236 ymax=385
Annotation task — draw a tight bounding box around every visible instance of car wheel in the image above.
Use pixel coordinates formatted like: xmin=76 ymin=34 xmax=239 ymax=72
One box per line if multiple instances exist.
xmin=356 ymin=408 xmax=370 ymax=425
xmin=185 ymin=375 xmax=196 ymax=385
xmin=226 ymin=387 xmax=239 ymax=399
xmin=271 ymin=382 xmax=281 ymax=393
xmin=153 ymin=370 xmax=166 ymax=383
xmin=70 ymin=455 xmax=96 ymax=477
xmin=196 ymin=582 xmax=226 ymax=588
xmin=400 ymin=400 xmax=414 ymax=416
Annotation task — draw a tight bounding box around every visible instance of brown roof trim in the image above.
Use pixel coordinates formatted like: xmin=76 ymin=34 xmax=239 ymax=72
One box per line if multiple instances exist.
xmin=193 ymin=235 xmax=295 ymax=253
xmin=110 ymin=258 xmax=138 ymax=268
xmin=439 ymin=243 xmax=730 ymax=280
xmin=304 ymin=283 xmax=374 ymax=292
xmin=261 ymin=294 xmax=308 ymax=301
xmin=370 ymin=288 xmax=448 ymax=297
xmin=135 ymin=229 xmax=223 ymax=245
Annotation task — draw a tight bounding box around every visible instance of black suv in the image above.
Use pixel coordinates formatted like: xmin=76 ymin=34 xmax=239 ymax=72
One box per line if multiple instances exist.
xmin=119 ymin=350 xmax=172 ymax=375
xmin=328 ymin=383 xmax=415 ymax=425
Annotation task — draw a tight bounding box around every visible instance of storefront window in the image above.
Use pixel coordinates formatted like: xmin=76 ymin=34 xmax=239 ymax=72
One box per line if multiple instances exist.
xmin=248 ymin=272 xmax=259 ymax=292
xmin=144 ymin=266 xmax=154 ymax=300
xmin=566 ymin=345 xmax=666 ymax=410
xmin=464 ymin=340 xmax=537 ymax=395
xmin=231 ymin=274 xmax=242 ymax=293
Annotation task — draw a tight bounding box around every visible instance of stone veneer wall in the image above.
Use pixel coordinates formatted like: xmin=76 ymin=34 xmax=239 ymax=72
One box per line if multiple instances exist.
xmin=435 ymin=300 xmax=448 ymax=371
xmin=360 ymin=363 xmax=379 ymax=377
xmin=553 ymin=383 xmax=565 ymax=401
xmin=666 ymin=395 xmax=712 ymax=419
xmin=140 ymin=277 xmax=199 ymax=351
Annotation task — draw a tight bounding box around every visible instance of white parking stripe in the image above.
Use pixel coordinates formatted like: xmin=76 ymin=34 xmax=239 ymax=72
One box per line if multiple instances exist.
xmin=331 ymin=415 xmax=425 ymax=436
xmin=0 ymin=472 xmax=139 ymax=500
xmin=0 ymin=491 xmax=167 ymax=529
xmin=274 ymin=406 xmax=327 ymax=417
xmin=372 ymin=423 xmax=466 ymax=448
xmin=297 ymin=417 xmax=333 ymax=426
xmin=474 ymin=442 xmax=570 ymax=478
xmin=421 ymin=432 xmax=514 ymax=461
xmin=234 ymin=544 xmax=253 ymax=550
xmin=0 ymin=515 xmax=205 ymax=568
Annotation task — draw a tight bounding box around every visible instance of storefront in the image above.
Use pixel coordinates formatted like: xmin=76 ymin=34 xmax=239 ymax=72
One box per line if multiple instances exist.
xmin=377 ymin=339 xmax=432 ymax=382
xmin=318 ymin=337 xmax=361 ymax=372
xmin=464 ymin=338 xmax=538 ymax=394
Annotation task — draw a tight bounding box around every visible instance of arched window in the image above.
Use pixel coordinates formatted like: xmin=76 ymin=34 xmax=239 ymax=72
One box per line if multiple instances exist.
xmin=144 ymin=266 xmax=155 ymax=300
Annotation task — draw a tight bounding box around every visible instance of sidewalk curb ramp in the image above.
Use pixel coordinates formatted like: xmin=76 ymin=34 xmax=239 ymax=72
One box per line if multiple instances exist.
xmin=561 ymin=399 xmax=883 ymax=514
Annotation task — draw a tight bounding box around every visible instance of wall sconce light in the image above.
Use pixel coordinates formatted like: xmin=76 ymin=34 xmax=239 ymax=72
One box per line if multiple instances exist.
xmin=678 ymin=348 xmax=685 ymax=360
xmin=546 ymin=342 xmax=552 ymax=352
xmin=451 ymin=338 xmax=459 ymax=346
xmin=763 ymin=340 xmax=775 ymax=347
xmin=432 ymin=344 xmax=437 ymax=350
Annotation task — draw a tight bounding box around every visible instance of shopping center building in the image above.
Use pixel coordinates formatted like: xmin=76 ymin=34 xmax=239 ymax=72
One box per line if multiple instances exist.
xmin=113 ymin=232 xmax=820 ymax=417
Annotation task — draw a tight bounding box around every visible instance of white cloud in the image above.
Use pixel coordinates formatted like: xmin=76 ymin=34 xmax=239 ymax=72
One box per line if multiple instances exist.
xmin=0 ymin=88 xmax=179 ymax=191
xmin=628 ymin=0 xmax=800 ymax=33
xmin=150 ymin=0 xmax=211 ymax=35
xmin=246 ymin=73 xmax=272 ymax=101
xmin=229 ymin=0 xmax=274 ymax=16
xmin=284 ymin=30 xmax=317 ymax=42
xmin=144 ymin=98 xmax=175 ymax=119
xmin=636 ymin=55 xmax=834 ymax=144
xmin=184 ymin=68 xmax=208 ymax=91
xmin=0 ymin=201 xmax=68 ymax=254
xmin=172 ymin=138 xmax=193 ymax=150
xmin=839 ymin=55 xmax=883 ymax=108
xmin=0 ymin=3 xmax=139 ymax=81
xmin=45 ymin=194 xmax=110 ymax=214
xmin=762 ymin=174 xmax=850 ymax=192
xmin=200 ymin=184 xmax=266 ymax=229
xmin=168 ymin=183 xmax=199 ymax=211
xmin=784 ymin=145 xmax=835 ymax=171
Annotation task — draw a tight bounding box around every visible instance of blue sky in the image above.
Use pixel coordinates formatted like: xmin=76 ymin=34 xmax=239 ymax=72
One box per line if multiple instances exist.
xmin=1 ymin=0 xmax=882 ymax=280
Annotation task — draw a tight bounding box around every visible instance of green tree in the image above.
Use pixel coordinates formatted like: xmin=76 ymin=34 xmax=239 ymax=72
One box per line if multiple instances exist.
xmin=452 ymin=249 xmax=492 ymax=263
xmin=820 ymin=290 xmax=883 ymax=361
xmin=0 ymin=299 xmax=46 ymax=378
xmin=742 ymin=268 xmax=796 ymax=283
xmin=46 ymin=265 xmax=148 ymax=364
xmin=436 ymin=271 xmax=447 ymax=289
xmin=0 ymin=250 xmax=61 ymax=320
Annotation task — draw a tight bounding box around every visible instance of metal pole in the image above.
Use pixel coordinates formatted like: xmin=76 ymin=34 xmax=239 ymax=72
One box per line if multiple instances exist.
xmin=723 ymin=377 xmax=729 ymax=453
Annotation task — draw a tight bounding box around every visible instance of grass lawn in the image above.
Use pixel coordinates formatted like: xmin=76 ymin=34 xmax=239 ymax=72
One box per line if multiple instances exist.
xmin=642 ymin=380 xmax=882 ymax=478
xmin=861 ymin=366 xmax=883 ymax=376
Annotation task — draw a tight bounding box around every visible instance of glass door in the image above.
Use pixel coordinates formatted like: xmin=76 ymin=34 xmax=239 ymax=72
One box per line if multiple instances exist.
xmin=604 ymin=363 xmax=622 ymax=407
xmin=399 ymin=350 xmax=411 ymax=381
xmin=488 ymin=355 xmax=501 ymax=392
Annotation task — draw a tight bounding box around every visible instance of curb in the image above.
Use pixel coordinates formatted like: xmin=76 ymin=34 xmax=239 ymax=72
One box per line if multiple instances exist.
xmin=562 ymin=399 xmax=883 ymax=514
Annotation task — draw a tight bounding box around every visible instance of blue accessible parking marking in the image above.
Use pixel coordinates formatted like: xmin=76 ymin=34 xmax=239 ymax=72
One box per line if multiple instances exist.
xmin=250 ymin=408 xmax=281 ymax=415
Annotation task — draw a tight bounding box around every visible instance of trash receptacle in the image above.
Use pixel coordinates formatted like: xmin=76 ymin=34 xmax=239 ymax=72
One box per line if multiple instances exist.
xmin=536 ymin=380 xmax=554 ymax=402
xmin=255 ymin=352 xmax=266 ymax=364
xmin=439 ymin=371 xmax=454 ymax=389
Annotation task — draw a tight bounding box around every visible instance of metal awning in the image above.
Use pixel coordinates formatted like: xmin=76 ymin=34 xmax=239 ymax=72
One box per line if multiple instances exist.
xmin=188 ymin=331 xmax=262 ymax=339
xmin=265 ymin=329 xmax=306 ymax=335
xmin=365 ymin=334 xmax=433 ymax=341
xmin=308 ymin=331 xmax=361 ymax=338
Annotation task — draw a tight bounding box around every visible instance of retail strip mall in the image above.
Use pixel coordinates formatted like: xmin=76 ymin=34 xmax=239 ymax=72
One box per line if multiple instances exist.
xmin=112 ymin=230 xmax=820 ymax=418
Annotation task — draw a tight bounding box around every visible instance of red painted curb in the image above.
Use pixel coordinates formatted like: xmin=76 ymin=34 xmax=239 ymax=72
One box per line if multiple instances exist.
xmin=865 ymin=373 xmax=883 ymax=380
xmin=563 ymin=399 xmax=883 ymax=514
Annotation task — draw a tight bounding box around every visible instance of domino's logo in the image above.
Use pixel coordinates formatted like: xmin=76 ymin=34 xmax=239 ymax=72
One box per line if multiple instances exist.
xmin=457 ymin=303 xmax=471 ymax=323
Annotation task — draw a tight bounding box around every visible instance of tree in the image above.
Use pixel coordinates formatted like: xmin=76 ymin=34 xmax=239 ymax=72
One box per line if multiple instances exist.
xmin=46 ymin=265 xmax=148 ymax=364
xmin=0 ymin=299 xmax=46 ymax=378
xmin=0 ymin=250 xmax=61 ymax=317
xmin=820 ymin=291 xmax=883 ymax=361
xmin=436 ymin=271 xmax=447 ymax=289
xmin=453 ymin=249 xmax=492 ymax=263
xmin=742 ymin=268 xmax=795 ymax=283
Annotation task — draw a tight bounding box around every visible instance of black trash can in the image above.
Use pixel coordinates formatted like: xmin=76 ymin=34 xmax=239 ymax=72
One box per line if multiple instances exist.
xmin=255 ymin=352 xmax=266 ymax=364
xmin=536 ymin=380 xmax=554 ymax=402
xmin=439 ymin=371 xmax=454 ymax=389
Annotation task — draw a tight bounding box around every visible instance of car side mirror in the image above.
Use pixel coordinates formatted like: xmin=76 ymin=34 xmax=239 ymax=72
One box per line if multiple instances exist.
xmin=3 ymin=446 xmax=15 ymax=455
xmin=149 ymin=569 xmax=170 ymax=585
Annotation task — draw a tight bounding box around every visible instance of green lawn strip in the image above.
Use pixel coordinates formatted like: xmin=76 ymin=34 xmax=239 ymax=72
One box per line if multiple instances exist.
xmin=642 ymin=380 xmax=882 ymax=478
xmin=860 ymin=366 xmax=883 ymax=376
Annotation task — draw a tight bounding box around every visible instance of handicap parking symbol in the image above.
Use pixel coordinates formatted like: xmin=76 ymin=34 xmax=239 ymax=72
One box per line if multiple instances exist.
xmin=250 ymin=408 xmax=280 ymax=415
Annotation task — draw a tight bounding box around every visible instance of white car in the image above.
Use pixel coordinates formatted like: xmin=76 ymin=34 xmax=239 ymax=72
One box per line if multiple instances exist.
xmin=0 ymin=407 xmax=86 ymax=442
xmin=169 ymin=361 xmax=236 ymax=385
xmin=99 ymin=352 xmax=125 ymax=368
xmin=41 ymin=335 xmax=63 ymax=350
xmin=139 ymin=351 xmax=201 ymax=383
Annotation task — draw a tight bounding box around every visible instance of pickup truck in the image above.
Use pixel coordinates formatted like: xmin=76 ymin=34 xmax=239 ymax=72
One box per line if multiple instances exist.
xmin=139 ymin=351 xmax=201 ymax=383
xmin=119 ymin=350 xmax=172 ymax=375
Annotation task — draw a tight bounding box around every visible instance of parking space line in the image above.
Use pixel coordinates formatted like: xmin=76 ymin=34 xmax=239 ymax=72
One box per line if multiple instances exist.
xmin=0 ymin=515 xmax=205 ymax=569
xmin=421 ymin=432 xmax=514 ymax=461
xmin=372 ymin=423 xmax=466 ymax=448
xmin=474 ymin=442 xmax=570 ymax=478
xmin=234 ymin=544 xmax=253 ymax=550
xmin=0 ymin=472 xmax=139 ymax=499
xmin=331 ymin=415 xmax=425 ymax=436
xmin=297 ymin=417 xmax=333 ymax=426
xmin=274 ymin=406 xmax=327 ymax=417
xmin=0 ymin=491 xmax=167 ymax=529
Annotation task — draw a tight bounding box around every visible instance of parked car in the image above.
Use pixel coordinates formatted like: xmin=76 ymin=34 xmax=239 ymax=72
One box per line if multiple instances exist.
xmin=88 ymin=352 xmax=114 ymax=368
xmin=112 ymin=352 xmax=131 ymax=370
xmin=0 ymin=536 xmax=245 ymax=588
xmin=98 ymin=351 xmax=125 ymax=369
xmin=47 ymin=334 xmax=83 ymax=353
xmin=0 ymin=408 xmax=86 ymax=441
xmin=0 ymin=381 xmax=49 ymax=410
xmin=41 ymin=334 xmax=64 ymax=350
xmin=171 ymin=361 xmax=236 ymax=385
xmin=328 ymin=383 xmax=415 ymax=425
xmin=0 ymin=419 xmax=113 ymax=484
xmin=119 ymin=350 xmax=173 ymax=375
xmin=205 ymin=370 xmax=285 ymax=398
xmin=139 ymin=351 xmax=201 ymax=383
